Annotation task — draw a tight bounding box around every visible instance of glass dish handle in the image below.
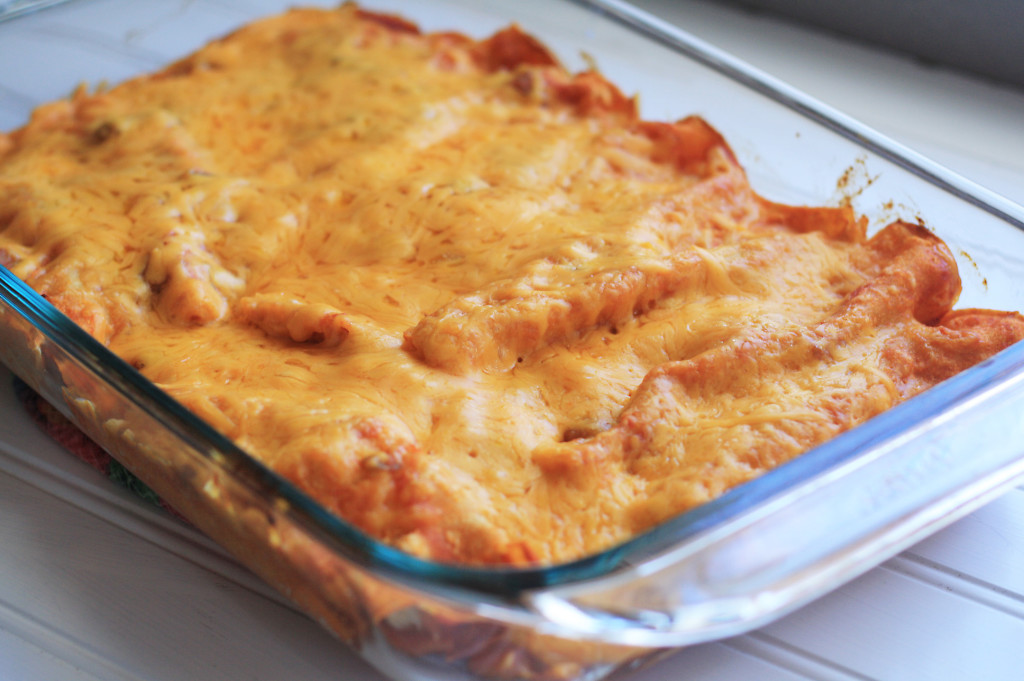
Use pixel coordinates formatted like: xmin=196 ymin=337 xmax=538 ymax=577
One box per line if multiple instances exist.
xmin=524 ymin=347 xmax=1024 ymax=648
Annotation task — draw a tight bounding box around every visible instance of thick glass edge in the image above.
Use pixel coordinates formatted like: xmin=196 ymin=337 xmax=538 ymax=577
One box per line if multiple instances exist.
xmin=0 ymin=0 xmax=1021 ymax=606
xmin=0 ymin=0 xmax=74 ymax=22
xmin=522 ymin=357 xmax=1024 ymax=645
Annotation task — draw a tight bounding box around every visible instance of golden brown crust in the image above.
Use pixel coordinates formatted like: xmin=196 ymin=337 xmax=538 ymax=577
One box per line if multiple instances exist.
xmin=1 ymin=4 xmax=1022 ymax=567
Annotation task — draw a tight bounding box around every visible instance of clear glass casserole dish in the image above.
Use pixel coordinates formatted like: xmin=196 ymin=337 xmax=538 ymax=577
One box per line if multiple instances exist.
xmin=2 ymin=1 xmax=1024 ymax=679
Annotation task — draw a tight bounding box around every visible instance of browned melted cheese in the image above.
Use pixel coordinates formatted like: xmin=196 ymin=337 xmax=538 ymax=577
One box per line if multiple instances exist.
xmin=2 ymin=5 xmax=1023 ymax=564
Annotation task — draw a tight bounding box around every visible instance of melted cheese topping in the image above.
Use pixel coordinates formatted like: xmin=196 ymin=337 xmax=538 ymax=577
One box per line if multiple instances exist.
xmin=2 ymin=5 xmax=1023 ymax=565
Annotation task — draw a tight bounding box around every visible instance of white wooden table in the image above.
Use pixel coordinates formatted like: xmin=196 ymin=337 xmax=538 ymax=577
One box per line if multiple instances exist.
xmin=1 ymin=1 xmax=1022 ymax=679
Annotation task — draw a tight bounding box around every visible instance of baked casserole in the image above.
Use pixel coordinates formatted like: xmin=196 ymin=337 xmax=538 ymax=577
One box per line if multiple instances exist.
xmin=1 ymin=3 xmax=1022 ymax=569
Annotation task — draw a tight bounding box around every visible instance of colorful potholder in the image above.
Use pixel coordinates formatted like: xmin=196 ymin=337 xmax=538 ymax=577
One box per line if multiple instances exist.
xmin=14 ymin=377 xmax=186 ymax=522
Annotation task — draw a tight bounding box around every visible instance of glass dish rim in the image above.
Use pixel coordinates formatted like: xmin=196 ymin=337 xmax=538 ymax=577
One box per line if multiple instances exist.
xmin=1 ymin=0 xmax=1024 ymax=604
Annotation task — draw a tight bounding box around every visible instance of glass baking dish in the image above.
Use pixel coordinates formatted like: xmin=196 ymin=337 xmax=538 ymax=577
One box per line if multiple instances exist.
xmin=2 ymin=0 xmax=1024 ymax=679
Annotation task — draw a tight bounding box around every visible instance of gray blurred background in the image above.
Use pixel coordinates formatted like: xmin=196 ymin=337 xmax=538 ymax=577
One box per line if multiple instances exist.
xmin=709 ymin=0 xmax=1024 ymax=89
